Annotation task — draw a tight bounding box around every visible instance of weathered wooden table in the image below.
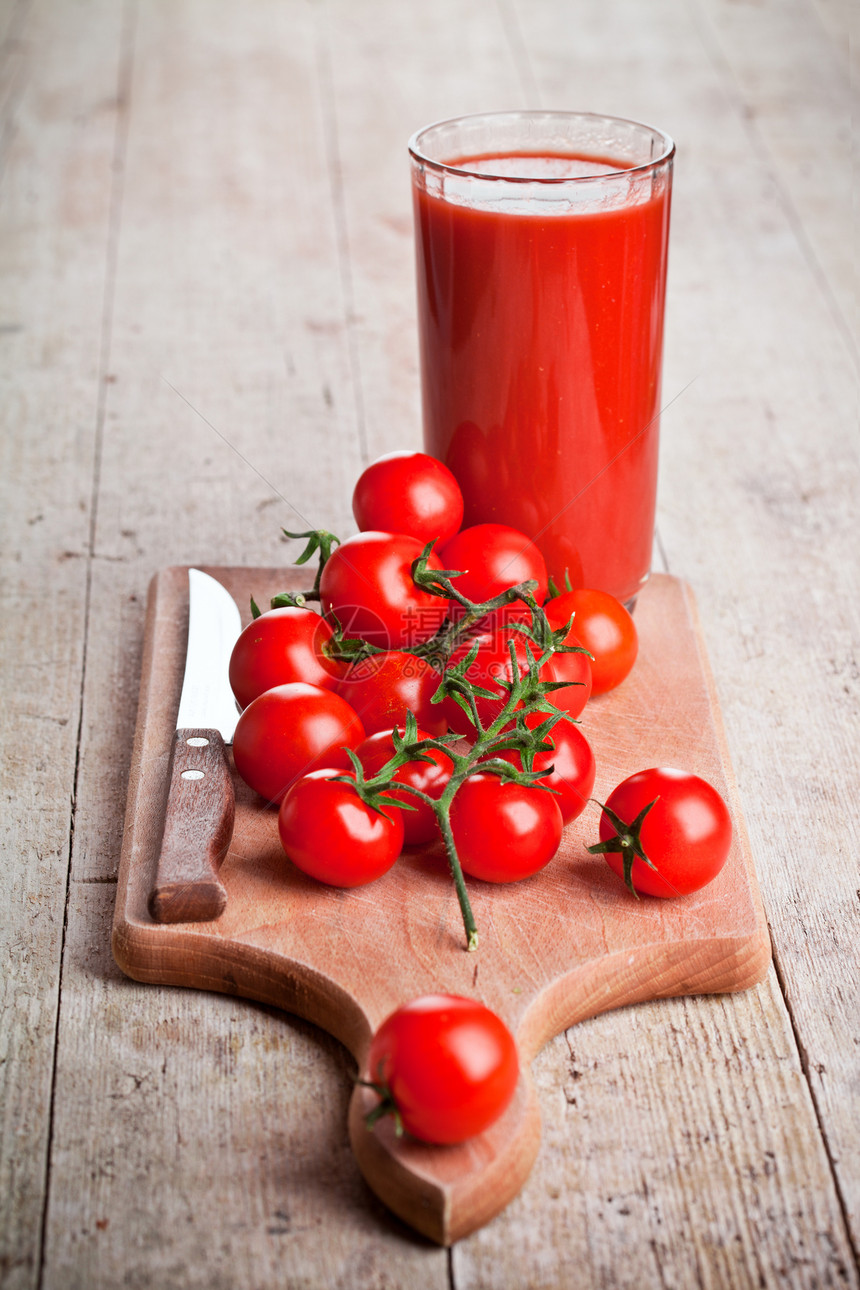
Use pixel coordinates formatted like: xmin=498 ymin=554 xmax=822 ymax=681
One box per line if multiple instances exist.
xmin=2 ymin=1 xmax=857 ymax=1286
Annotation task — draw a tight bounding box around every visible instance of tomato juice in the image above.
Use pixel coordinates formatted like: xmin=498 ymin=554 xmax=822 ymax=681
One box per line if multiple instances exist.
xmin=410 ymin=114 xmax=674 ymax=605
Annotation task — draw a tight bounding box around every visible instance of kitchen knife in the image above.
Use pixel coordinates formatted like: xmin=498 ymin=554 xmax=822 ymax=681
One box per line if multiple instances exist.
xmin=148 ymin=569 xmax=242 ymax=924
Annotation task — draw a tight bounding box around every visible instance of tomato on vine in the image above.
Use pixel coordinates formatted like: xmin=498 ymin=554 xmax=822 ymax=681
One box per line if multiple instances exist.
xmin=354 ymin=728 xmax=452 ymax=845
xmin=362 ymin=994 xmax=519 ymax=1144
xmin=438 ymin=523 xmax=548 ymax=618
xmin=228 ymin=606 xmax=345 ymax=709
xmin=278 ymin=768 xmax=403 ymax=886
xmin=334 ymin=649 xmax=447 ymax=737
xmin=545 ymin=588 xmax=637 ymax=696
xmin=319 ymin=530 xmax=449 ymax=650
xmin=449 ymin=773 xmax=563 ymax=882
xmin=493 ymin=711 xmax=595 ymax=824
xmin=589 ymin=767 xmax=732 ymax=897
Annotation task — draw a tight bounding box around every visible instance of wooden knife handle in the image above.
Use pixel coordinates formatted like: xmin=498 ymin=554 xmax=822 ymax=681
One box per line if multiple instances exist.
xmin=148 ymin=728 xmax=235 ymax=923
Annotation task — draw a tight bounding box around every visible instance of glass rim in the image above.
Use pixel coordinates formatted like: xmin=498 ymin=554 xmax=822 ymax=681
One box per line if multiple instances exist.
xmin=408 ymin=109 xmax=675 ymax=184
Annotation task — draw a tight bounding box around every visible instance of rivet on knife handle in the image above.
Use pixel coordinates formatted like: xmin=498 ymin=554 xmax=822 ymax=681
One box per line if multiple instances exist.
xmin=148 ymin=728 xmax=235 ymax=923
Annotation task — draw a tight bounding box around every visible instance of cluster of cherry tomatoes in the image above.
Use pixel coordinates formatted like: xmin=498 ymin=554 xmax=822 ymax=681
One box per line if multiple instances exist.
xmin=226 ymin=449 xmax=734 ymax=1145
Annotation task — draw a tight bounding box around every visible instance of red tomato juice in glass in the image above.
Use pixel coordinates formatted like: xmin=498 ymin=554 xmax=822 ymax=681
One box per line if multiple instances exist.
xmin=409 ymin=114 xmax=674 ymax=605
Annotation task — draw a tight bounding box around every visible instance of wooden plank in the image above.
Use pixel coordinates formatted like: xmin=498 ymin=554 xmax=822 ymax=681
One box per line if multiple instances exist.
xmin=0 ymin=2 xmax=124 ymax=1287
xmin=71 ymin=0 xmax=365 ymax=887
xmin=653 ymin=1 xmax=860 ymax=1264
xmin=41 ymin=0 xmax=441 ymax=1285
xmin=455 ymin=979 xmax=854 ymax=1290
xmin=695 ymin=0 xmax=858 ymax=358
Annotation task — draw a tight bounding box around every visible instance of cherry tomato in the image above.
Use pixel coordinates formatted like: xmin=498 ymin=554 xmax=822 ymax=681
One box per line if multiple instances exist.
xmin=334 ymin=650 xmax=447 ymax=737
xmin=232 ymin=682 xmax=365 ymax=804
xmin=594 ymin=767 xmax=733 ymax=897
xmin=319 ymin=531 xmax=449 ymax=650
xmin=438 ymin=523 xmax=548 ymax=614
xmin=278 ymin=768 xmax=403 ymax=886
xmin=228 ymin=606 xmax=345 ymax=709
xmin=365 ymin=994 xmax=519 ymax=1144
xmin=449 ymin=773 xmax=563 ymax=882
xmin=352 ymin=451 xmax=464 ymax=545
xmin=545 ymin=588 xmax=637 ymax=695
xmin=494 ymin=712 xmax=596 ymax=824
xmin=354 ymin=728 xmax=453 ymax=845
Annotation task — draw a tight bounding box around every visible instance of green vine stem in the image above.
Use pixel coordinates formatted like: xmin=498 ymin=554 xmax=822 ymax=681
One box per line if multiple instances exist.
xmin=340 ymin=640 xmax=581 ymax=951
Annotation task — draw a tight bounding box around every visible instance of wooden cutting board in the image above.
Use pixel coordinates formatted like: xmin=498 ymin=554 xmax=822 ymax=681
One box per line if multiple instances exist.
xmin=112 ymin=566 xmax=770 ymax=1245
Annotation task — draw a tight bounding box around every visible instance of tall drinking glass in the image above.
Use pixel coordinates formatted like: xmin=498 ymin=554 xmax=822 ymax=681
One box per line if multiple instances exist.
xmin=409 ymin=111 xmax=674 ymax=605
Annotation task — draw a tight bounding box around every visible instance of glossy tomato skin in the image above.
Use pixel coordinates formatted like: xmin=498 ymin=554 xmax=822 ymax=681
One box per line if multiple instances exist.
xmin=232 ymin=682 xmax=365 ymax=804
xmin=352 ymin=451 xmax=464 ymax=546
xmin=319 ymin=531 xmax=449 ymax=650
xmin=495 ymin=712 xmax=596 ymax=824
xmin=334 ymin=650 xmax=447 ymax=737
xmin=450 ymin=773 xmax=563 ymax=882
xmin=228 ymin=606 xmax=345 ymax=709
xmin=438 ymin=523 xmax=548 ymax=614
xmin=278 ymin=768 xmax=403 ymax=886
xmin=598 ymin=767 xmax=733 ymax=897
xmin=366 ymin=994 xmax=519 ymax=1144
xmin=545 ymin=588 xmax=637 ymax=696
xmin=354 ymin=728 xmax=453 ymax=845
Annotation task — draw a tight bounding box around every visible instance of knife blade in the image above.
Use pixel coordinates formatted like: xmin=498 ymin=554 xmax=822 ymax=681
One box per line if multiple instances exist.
xmin=148 ymin=569 xmax=242 ymax=924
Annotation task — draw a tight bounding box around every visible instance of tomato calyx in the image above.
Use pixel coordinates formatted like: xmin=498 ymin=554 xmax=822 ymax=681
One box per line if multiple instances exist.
xmin=586 ymin=797 xmax=661 ymax=897
xmin=327 ymin=757 xmax=417 ymax=826
xmin=319 ymin=610 xmax=390 ymax=666
xmin=435 ymin=634 xmax=572 ymax=737
xmin=356 ymin=1063 xmax=404 ymax=1138
xmin=506 ymin=599 xmax=594 ymax=673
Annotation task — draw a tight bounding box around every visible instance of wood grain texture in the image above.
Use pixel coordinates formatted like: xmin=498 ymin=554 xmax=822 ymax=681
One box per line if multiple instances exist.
xmin=148 ymin=728 xmax=233 ymax=924
xmin=0 ymin=2 xmax=125 ymax=1286
xmin=2 ymin=0 xmax=857 ymax=1284
xmin=112 ymin=565 xmax=770 ymax=1243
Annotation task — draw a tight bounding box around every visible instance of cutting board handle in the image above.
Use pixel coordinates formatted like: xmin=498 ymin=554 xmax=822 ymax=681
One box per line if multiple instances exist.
xmin=348 ymin=1066 xmax=542 ymax=1245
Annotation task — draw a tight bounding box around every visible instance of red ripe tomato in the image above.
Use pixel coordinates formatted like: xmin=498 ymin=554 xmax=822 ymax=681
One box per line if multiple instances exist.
xmin=228 ymin=606 xmax=345 ymax=709
xmin=438 ymin=523 xmax=548 ymax=614
xmin=319 ymin=531 xmax=449 ymax=650
xmin=365 ymin=994 xmax=519 ymax=1144
xmin=594 ymin=767 xmax=733 ymax=897
xmin=278 ymin=768 xmax=403 ymax=886
xmin=545 ymin=588 xmax=637 ymax=696
xmin=352 ymin=451 xmax=464 ymax=546
xmin=354 ymin=728 xmax=453 ymax=845
xmin=232 ymin=682 xmax=365 ymax=804
xmin=334 ymin=650 xmax=446 ymax=737
xmin=449 ymin=773 xmax=563 ymax=882
xmin=494 ymin=712 xmax=596 ymax=824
